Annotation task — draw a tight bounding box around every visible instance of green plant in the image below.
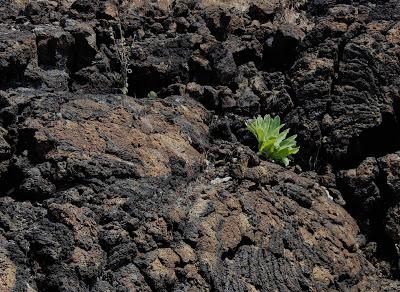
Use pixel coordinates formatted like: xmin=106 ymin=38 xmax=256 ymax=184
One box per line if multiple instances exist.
xmin=246 ymin=114 xmax=299 ymax=166
xmin=147 ymin=91 xmax=158 ymax=98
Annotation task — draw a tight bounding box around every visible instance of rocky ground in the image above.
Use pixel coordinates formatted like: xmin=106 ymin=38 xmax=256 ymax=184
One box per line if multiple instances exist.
xmin=1 ymin=0 xmax=400 ymax=291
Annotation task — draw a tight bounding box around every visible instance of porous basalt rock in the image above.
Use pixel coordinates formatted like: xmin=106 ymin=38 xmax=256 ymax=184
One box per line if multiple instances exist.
xmin=0 ymin=0 xmax=400 ymax=290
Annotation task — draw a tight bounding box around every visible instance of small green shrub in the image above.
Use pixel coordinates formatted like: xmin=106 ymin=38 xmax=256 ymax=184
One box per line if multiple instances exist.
xmin=246 ymin=114 xmax=299 ymax=166
xmin=147 ymin=91 xmax=158 ymax=98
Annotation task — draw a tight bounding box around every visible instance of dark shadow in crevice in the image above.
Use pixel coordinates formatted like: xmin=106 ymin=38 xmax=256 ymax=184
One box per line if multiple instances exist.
xmin=331 ymin=40 xmax=347 ymax=94
xmin=372 ymin=173 xmax=400 ymax=279
xmin=127 ymin=65 xmax=176 ymax=98
xmin=221 ymin=236 xmax=254 ymax=261
xmin=0 ymin=163 xmax=25 ymax=198
xmin=262 ymin=33 xmax=299 ymax=72
xmin=337 ymin=170 xmax=400 ymax=279
xmin=344 ymin=112 xmax=400 ymax=169
xmin=0 ymin=128 xmax=56 ymax=200
xmin=232 ymin=49 xmax=262 ymax=68
xmin=16 ymin=128 xmax=55 ymax=164
xmin=204 ymin=11 xmax=231 ymax=42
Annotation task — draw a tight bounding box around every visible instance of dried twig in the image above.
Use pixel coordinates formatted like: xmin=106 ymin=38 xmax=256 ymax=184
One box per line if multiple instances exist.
xmin=110 ymin=21 xmax=132 ymax=95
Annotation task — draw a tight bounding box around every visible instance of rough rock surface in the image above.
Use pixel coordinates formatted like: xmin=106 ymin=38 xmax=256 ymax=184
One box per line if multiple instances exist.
xmin=1 ymin=0 xmax=400 ymax=290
